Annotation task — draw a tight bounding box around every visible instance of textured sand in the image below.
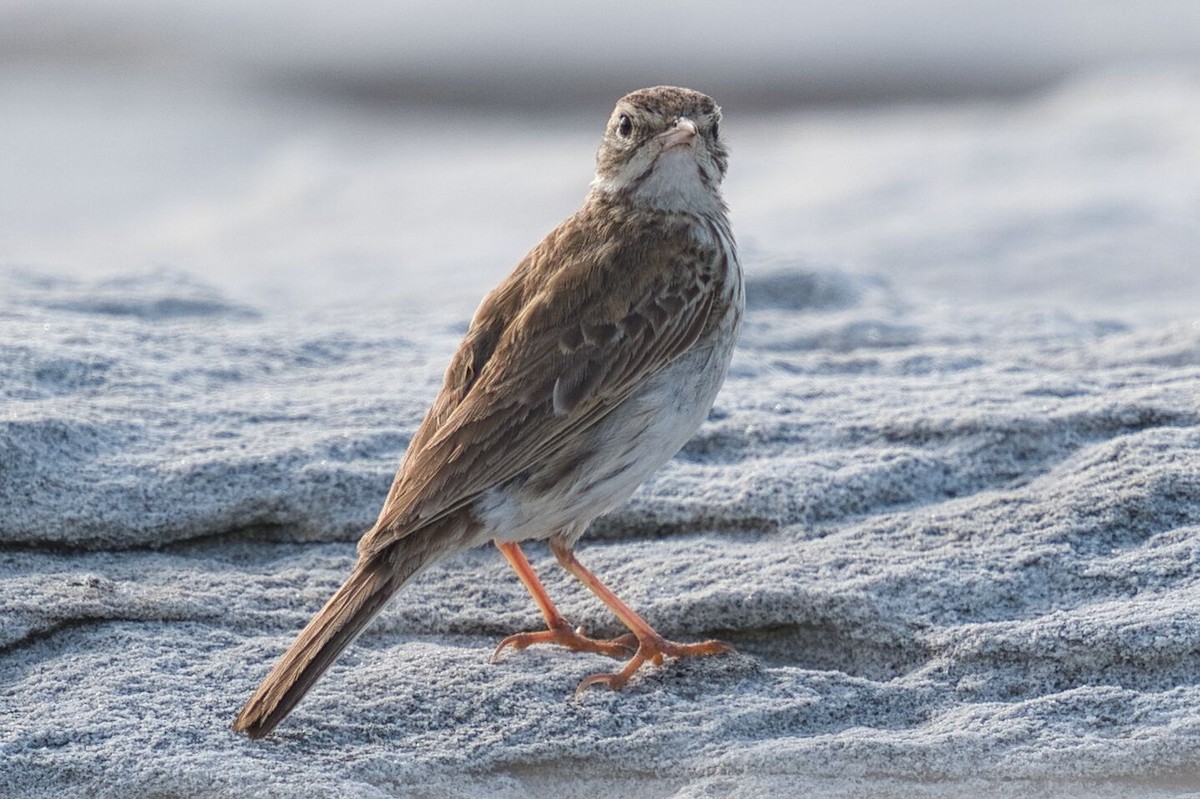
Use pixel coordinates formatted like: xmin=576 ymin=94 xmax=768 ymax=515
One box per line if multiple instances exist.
xmin=3 ymin=69 xmax=1200 ymax=797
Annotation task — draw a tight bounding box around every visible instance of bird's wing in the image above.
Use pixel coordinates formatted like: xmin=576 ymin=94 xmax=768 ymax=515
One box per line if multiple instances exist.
xmin=359 ymin=216 xmax=726 ymax=555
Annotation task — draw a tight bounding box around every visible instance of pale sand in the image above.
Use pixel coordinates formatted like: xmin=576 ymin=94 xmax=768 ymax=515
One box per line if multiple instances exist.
xmin=2 ymin=69 xmax=1200 ymax=797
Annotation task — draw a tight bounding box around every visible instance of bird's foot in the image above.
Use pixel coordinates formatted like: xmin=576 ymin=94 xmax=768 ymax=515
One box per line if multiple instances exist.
xmin=491 ymin=619 xmax=637 ymax=663
xmin=575 ymin=634 xmax=734 ymax=693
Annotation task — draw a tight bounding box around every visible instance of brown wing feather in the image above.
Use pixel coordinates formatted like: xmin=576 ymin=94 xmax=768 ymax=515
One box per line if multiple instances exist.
xmin=369 ymin=257 xmax=536 ymax=524
xmin=360 ymin=208 xmax=723 ymax=555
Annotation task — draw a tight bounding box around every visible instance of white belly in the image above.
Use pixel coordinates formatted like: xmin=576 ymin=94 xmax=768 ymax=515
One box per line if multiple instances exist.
xmin=476 ymin=300 xmax=741 ymax=546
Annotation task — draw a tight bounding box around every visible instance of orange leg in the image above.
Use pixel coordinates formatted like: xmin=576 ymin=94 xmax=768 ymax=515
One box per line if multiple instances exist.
xmin=491 ymin=541 xmax=636 ymax=662
xmin=548 ymin=535 xmax=734 ymax=693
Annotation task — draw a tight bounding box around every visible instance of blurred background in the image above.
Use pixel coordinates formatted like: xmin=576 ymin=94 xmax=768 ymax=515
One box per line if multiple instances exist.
xmin=2 ymin=0 xmax=1198 ymax=316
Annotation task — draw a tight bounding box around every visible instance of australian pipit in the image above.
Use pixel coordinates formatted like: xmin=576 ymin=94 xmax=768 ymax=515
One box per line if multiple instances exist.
xmin=233 ymin=86 xmax=743 ymax=739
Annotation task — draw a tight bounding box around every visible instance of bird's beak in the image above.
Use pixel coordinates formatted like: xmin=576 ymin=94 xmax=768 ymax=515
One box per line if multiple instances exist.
xmin=658 ymin=117 xmax=698 ymax=150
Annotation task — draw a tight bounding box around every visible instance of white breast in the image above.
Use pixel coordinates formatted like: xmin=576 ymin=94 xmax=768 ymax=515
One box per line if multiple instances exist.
xmin=476 ymin=243 xmax=744 ymax=547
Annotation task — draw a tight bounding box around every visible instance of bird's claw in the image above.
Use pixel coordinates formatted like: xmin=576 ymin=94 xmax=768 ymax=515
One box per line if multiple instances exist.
xmin=491 ymin=620 xmax=637 ymax=663
xmin=574 ymin=636 xmax=734 ymax=694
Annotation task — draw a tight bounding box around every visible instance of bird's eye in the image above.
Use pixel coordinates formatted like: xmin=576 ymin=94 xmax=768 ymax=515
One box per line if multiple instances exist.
xmin=616 ymin=114 xmax=633 ymax=138
xmin=711 ymin=120 xmax=720 ymax=139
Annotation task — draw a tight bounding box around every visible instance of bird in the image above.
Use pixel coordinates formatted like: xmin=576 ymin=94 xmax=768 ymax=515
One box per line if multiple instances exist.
xmin=232 ymin=85 xmax=743 ymax=739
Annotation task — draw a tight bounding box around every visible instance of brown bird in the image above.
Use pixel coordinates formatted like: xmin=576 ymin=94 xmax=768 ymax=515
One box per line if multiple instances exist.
xmin=233 ymin=85 xmax=743 ymax=739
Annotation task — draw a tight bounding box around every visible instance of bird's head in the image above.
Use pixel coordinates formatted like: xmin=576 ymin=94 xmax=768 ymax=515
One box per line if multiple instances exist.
xmin=590 ymin=86 xmax=728 ymax=213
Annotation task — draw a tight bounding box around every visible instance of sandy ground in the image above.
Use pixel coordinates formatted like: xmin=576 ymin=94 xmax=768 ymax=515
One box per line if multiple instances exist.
xmin=2 ymin=64 xmax=1200 ymax=797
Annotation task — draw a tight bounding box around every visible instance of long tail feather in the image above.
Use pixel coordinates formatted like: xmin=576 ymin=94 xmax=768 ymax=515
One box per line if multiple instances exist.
xmin=232 ymin=540 xmax=427 ymax=739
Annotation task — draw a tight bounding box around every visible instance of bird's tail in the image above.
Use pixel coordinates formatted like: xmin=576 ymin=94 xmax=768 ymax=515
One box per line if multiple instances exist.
xmin=232 ymin=536 xmax=433 ymax=739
